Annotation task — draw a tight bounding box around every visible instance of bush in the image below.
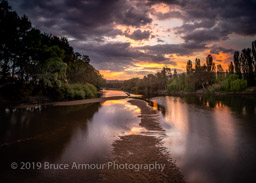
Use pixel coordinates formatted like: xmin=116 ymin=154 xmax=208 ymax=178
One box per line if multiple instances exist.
xmin=130 ymin=86 xmax=138 ymax=93
xmin=220 ymin=74 xmax=247 ymax=92
xmin=168 ymin=80 xmax=178 ymax=92
xmin=82 ymin=83 xmax=97 ymax=97
xmin=207 ymin=83 xmax=222 ymax=93
xmin=221 ymin=74 xmax=238 ymax=91
xmin=230 ymin=79 xmax=247 ymax=92
xmin=61 ymin=83 xmax=97 ymax=99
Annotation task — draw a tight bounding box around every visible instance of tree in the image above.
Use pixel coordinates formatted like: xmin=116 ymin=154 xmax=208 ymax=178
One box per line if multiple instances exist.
xmin=217 ymin=64 xmax=224 ymax=79
xmin=206 ymin=55 xmax=214 ymax=72
xmin=195 ymin=58 xmax=201 ymax=73
xmin=229 ymin=62 xmax=234 ymax=74
xmin=40 ymin=46 xmax=67 ymax=88
xmin=159 ymin=67 xmax=171 ymax=90
xmin=0 ymin=0 xmax=19 ymax=80
xmin=0 ymin=0 xmax=105 ymax=99
xmin=234 ymin=51 xmax=241 ymax=77
xmin=252 ymin=41 xmax=256 ymax=70
xmin=173 ymin=69 xmax=178 ymax=79
xmin=186 ymin=60 xmax=193 ymax=73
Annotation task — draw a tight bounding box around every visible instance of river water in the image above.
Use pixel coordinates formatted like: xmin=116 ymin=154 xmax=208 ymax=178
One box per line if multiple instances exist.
xmin=0 ymin=91 xmax=256 ymax=182
xmin=151 ymin=95 xmax=256 ymax=183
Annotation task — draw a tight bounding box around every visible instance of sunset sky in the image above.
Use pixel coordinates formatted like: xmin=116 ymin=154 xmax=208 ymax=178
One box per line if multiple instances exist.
xmin=9 ymin=0 xmax=256 ymax=80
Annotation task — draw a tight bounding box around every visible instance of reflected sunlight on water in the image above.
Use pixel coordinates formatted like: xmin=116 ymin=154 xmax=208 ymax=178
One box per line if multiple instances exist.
xmin=151 ymin=95 xmax=256 ymax=183
xmin=0 ymin=95 xmax=143 ymax=182
xmin=102 ymin=90 xmax=128 ymax=97
xmin=152 ymin=101 xmax=158 ymax=110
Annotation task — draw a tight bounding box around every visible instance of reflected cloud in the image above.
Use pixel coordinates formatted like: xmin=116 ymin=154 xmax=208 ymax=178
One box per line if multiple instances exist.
xmin=151 ymin=95 xmax=256 ymax=183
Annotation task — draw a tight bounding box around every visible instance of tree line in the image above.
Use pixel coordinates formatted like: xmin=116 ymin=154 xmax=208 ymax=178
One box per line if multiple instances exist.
xmin=177 ymin=40 xmax=256 ymax=93
xmin=118 ymin=67 xmax=172 ymax=94
xmin=0 ymin=0 xmax=105 ymax=100
xmin=111 ymin=40 xmax=256 ymax=94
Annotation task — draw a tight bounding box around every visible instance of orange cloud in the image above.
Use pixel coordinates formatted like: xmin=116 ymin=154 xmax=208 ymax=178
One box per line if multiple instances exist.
xmin=152 ymin=3 xmax=171 ymax=13
xmin=213 ymin=52 xmax=232 ymax=71
xmin=99 ymin=70 xmax=125 ymax=80
xmin=134 ymin=62 xmax=166 ymax=68
xmin=202 ymin=49 xmax=232 ymax=71
xmin=100 ymin=50 xmax=233 ymax=81
xmin=100 ymin=69 xmax=146 ymax=80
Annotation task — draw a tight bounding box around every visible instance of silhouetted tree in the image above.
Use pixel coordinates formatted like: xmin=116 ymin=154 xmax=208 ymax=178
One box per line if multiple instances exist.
xmin=0 ymin=0 xmax=104 ymax=99
xmin=229 ymin=62 xmax=234 ymax=74
xmin=206 ymin=55 xmax=214 ymax=72
xmin=186 ymin=60 xmax=193 ymax=73
xmin=234 ymin=51 xmax=241 ymax=77
xmin=195 ymin=58 xmax=201 ymax=73
xmin=240 ymin=48 xmax=254 ymax=84
xmin=173 ymin=69 xmax=178 ymax=79
xmin=217 ymin=64 xmax=224 ymax=79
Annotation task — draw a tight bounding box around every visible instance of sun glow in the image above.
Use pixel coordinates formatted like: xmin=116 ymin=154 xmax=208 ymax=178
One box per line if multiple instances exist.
xmin=152 ymin=3 xmax=171 ymax=13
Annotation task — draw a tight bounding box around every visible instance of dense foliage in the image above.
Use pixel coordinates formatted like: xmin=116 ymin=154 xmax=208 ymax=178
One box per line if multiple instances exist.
xmin=0 ymin=1 xmax=105 ymax=100
xmin=119 ymin=67 xmax=172 ymax=94
xmin=167 ymin=39 xmax=256 ymax=93
xmin=111 ymin=40 xmax=256 ymax=94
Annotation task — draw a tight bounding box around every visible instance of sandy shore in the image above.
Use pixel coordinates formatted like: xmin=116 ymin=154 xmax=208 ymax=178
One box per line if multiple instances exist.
xmin=99 ymin=99 xmax=184 ymax=183
xmin=51 ymin=96 xmax=128 ymax=106
xmin=15 ymin=96 xmax=128 ymax=108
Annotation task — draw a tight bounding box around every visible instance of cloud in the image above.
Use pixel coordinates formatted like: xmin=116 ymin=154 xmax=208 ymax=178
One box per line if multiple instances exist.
xmin=12 ymin=0 xmax=153 ymax=40
xmin=124 ymin=30 xmax=151 ymax=40
xmin=8 ymin=0 xmax=256 ymax=79
xmin=210 ymin=45 xmax=235 ymax=54
xmin=139 ymin=42 xmax=206 ymax=56
xmin=71 ymin=41 xmax=176 ymax=72
xmin=172 ymin=0 xmax=256 ymax=43
xmin=11 ymin=0 xmax=256 ymax=46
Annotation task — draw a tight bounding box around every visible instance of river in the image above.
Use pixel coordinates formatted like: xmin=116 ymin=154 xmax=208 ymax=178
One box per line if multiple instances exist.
xmin=151 ymin=95 xmax=256 ymax=183
xmin=0 ymin=91 xmax=256 ymax=182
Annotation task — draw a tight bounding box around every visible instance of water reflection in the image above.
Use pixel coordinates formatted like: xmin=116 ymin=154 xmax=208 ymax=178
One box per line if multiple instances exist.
xmin=0 ymin=98 xmax=140 ymax=182
xmin=152 ymin=95 xmax=256 ymax=183
xmin=102 ymin=90 xmax=128 ymax=97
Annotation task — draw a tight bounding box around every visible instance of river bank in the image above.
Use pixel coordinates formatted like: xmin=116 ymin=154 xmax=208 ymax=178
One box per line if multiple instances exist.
xmin=133 ymin=87 xmax=256 ymax=97
xmin=1 ymin=90 xmax=128 ymax=109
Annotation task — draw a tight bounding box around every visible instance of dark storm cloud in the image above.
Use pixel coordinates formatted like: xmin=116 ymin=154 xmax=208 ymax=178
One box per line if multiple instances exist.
xmin=182 ymin=27 xmax=229 ymax=44
xmin=147 ymin=0 xmax=187 ymax=6
xmin=11 ymin=0 xmax=152 ymax=40
xmin=168 ymin=0 xmax=256 ymax=44
xmin=175 ymin=20 xmax=216 ymax=34
xmin=153 ymin=11 xmax=185 ymax=20
xmin=9 ymin=0 xmax=256 ymax=74
xmin=124 ymin=30 xmax=151 ymax=40
xmin=139 ymin=43 xmax=206 ymax=56
xmin=71 ymin=41 xmax=174 ymax=71
xmin=11 ymin=0 xmax=256 ymax=46
xmin=116 ymin=6 xmax=152 ymax=26
xmin=210 ymin=45 xmax=235 ymax=55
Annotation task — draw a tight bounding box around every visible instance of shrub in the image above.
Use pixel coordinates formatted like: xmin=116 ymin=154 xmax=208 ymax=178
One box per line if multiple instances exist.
xmin=207 ymin=83 xmax=222 ymax=93
xmin=61 ymin=83 xmax=97 ymax=99
xmin=130 ymin=86 xmax=138 ymax=93
xmin=219 ymin=74 xmax=247 ymax=92
xmin=168 ymin=80 xmax=178 ymax=92
xmin=230 ymin=79 xmax=247 ymax=92
xmin=85 ymin=83 xmax=97 ymax=97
